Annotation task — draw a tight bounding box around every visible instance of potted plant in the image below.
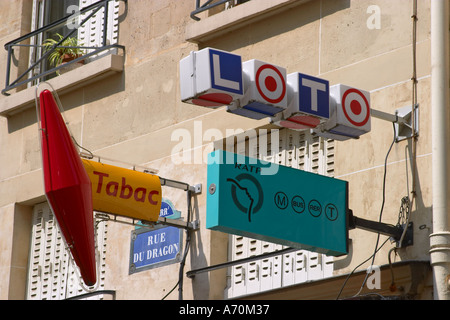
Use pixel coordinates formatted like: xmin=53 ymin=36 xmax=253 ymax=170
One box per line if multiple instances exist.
xmin=43 ymin=33 xmax=85 ymax=74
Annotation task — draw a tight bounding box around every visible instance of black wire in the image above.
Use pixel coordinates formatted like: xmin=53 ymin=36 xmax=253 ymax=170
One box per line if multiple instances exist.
xmin=161 ymin=280 xmax=179 ymax=300
xmin=358 ymin=123 xmax=396 ymax=288
xmin=161 ymin=189 xmax=193 ymax=300
xmin=336 ymin=123 xmax=396 ymax=300
xmin=336 ymin=237 xmax=390 ymax=299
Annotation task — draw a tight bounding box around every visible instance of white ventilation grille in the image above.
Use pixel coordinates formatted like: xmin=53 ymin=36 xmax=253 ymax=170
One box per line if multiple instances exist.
xmin=26 ymin=202 xmax=107 ymax=300
xmin=78 ymin=0 xmax=120 ymax=59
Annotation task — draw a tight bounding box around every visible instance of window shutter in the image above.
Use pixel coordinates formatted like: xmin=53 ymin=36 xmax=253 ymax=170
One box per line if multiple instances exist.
xmin=78 ymin=0 xmax=120 ymax=58
xmin=26 ymin=203 xmax=69 ymax=300
xmin=26 ymin=203 xmax=108 ymax=300
xmin=225 ymin=129 xmax=335 ymax=298
xmin=28 ymin=0 xmax=47 ymax=86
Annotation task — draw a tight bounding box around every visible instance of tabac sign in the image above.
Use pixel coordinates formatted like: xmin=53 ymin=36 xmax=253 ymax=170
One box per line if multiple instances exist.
xmin=206 ymin=150 xmax=349 ymax=256
xmin=82 ymin=159 xmax=162 ymax=222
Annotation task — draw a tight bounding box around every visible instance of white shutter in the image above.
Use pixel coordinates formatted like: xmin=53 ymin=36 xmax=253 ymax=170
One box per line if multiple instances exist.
xmin=225 ymin=128 xmax=336 ymax=298
xmin=245 ymin=239 xmax=261 ymax=294
xmin=26 ymin=203 xmax=108 ymax=300
xmin=28 ymin=0 xmax=48 ymax=86
xmin=260 ymin=130 xmax=285 ymax=292
xmin=226 ymin=235 xmax=247 ymax=297
xmin=26 ymin=203 xmax=69 ymax=300
xmin=78 ymin=0 xmax=120 ymax=59
xmin=65 ymin=214 xmax=107 ymax=299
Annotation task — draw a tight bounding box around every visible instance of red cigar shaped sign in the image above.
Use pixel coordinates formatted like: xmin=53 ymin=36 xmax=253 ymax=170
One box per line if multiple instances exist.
xmin=39 ymin=89 xmax=96 ymax=286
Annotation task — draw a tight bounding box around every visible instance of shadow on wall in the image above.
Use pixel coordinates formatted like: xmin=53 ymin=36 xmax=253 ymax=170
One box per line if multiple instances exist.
xmin=201 ymin=0 xmax=351 ymax=53
xmin=6 ymin=70 xmax=126 ymax=135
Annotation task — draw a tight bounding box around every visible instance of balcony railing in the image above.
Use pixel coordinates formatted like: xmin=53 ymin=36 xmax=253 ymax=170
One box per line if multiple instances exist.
xmin=2 ymin=0 xmax=126 ymax=96
xmin=191 ymin=0 xmax=251 ymax=21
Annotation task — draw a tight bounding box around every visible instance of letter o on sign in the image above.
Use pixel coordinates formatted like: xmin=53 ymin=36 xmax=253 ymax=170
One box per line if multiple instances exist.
xmin=341 ymin=88 xmax=370 ymax=127
xmin=256 ymin=64 xmax=286 ymax=104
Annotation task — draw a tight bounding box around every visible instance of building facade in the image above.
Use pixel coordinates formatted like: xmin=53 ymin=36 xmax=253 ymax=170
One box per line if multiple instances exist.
xmin=0 ymin=0 xmax=448 ymax=300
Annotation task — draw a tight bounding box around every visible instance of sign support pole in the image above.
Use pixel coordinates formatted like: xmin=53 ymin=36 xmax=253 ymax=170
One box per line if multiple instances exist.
xmin=348 ymin=210 xmax=413 ymax=248
xmin=371 ymin=104 xmax=419 ymax=142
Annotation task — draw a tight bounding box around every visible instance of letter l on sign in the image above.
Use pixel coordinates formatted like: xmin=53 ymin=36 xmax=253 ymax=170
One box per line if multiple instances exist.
xmin=213 ymin=54 xmax=240 ymax=91
xmin=209 ymin=49 xmax=243 ymax=95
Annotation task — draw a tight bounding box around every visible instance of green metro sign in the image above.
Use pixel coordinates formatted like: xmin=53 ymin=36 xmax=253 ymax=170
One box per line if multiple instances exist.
xmin=206 ymin=150 xmax=349 ymax=256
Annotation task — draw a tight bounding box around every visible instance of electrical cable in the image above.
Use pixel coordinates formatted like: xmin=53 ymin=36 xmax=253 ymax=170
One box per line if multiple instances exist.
xmin=353 ymin=122 xmax=396 ymax=296
xmin=399 ymin=0 xmax=418 ymax=248
xmin=336 ymin=237 xmax=390 ymax=299
xmin=388 ymin=247 xmax=398 ymax=292
xmin=178 ymin=189 xmax=192 ymax=300
xmin=161 ymin=189 xmax=193 ymax=300
xmin=336 ymin=123 xmax=396 ymax=299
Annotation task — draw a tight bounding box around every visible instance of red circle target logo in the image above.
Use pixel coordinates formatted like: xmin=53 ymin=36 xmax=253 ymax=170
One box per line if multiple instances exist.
xmin=255 ymin=65 xmax=286 ymax=104
xmin=341 ymin=88 xmax=370 ymax=127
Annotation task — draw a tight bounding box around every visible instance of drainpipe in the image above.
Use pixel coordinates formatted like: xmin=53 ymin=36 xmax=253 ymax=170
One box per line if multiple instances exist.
xmin=430 ymin=0 xmax=450 ymax=300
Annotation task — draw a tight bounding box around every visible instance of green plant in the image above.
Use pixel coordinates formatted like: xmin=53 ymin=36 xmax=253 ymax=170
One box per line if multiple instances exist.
xmin=43 ymin=33 xmax=84 ymax=68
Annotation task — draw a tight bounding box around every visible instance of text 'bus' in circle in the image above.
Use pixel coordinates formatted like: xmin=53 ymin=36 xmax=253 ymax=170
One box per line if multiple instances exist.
xmin=291 ymin=195 xmax=305 ymax=214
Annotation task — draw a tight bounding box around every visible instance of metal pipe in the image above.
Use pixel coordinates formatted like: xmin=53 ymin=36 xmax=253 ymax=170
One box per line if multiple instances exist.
xmin=371 ymin=108 xmax=408 ymax=125
xmin=430 ymin=0 xmax=450 ymax=300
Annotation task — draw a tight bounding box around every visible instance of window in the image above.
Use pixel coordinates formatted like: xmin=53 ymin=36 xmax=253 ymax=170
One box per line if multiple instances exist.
xmin=26 ymin=202 xmax=108 ymax=300
xmin=224 ymin=0 xmax=251 ymax=10
xmin=28 ymin=0 xmax=120 ymax=85
xmin=225 ymin=129 xmax=335 ymax=298
xmin=191 ymin=0 xmax=252 ymax=21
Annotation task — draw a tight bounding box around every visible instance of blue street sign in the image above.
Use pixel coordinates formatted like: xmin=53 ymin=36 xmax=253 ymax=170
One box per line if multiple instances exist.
xmin=209 ymin=49 xmax=243 ymax=95
xmin=160 ymin=198 xmax=181 ymax=219
xmin=129 ymin=226 xmax=182 ymax=273
xmin=206 ymin=150 xmax=349 ymax=256
xmin=298 ymin=73 xmax=329 ymax=119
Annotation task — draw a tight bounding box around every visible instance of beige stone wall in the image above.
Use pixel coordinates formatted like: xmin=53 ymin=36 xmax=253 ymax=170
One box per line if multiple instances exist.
xmin=0 ymin=0 xmax=434 ymax=299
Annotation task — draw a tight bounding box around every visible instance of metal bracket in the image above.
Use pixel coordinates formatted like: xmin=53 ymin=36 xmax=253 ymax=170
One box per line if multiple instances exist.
xmin=371 ymin=104 xmax=419 ymax=142
xmin=189 ymin=183 xmax=202 ymax=195
xmin=394 ymin=104 xmax=419 ymax=142
xmin=348 ymin=210 xmax=413 ymax=248
xmin=154 ymin=217 xmax=200 ymax=231
xmin=96 ymin=212 xmax=200 ymax=231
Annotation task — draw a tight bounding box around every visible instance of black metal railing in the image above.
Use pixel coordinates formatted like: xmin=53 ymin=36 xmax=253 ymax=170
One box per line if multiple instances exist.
xmin=191 ymin=0 xmax=251 ymax=21
xmin=2 ymin=0 xmax=126 ymax=96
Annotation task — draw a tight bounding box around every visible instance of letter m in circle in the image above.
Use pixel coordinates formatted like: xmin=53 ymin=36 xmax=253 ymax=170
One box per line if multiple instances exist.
xmin=274 ymin=192 xmax=288 ymax=209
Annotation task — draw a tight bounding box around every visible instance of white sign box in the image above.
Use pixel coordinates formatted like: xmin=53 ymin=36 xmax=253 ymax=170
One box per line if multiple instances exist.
xmin=233 ymin=59 xmax=287 ymax=118
xmin=314 ymin=84 xmax=371 ymax=140
xmin=273 ymin=72 xmax=330 ymax=130
xmin=180 ymin=48 xmax=244 ymax=107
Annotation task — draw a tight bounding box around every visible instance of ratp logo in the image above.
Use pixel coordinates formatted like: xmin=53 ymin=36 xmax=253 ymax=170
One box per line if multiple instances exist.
xmin=227 ymin=173 xmax=264 ymax=223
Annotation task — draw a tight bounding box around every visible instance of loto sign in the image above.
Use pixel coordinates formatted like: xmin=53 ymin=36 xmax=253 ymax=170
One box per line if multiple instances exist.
xmin=82 ymin=159 xmax=162 ymax=222
xmin=180 ymin=48 xmax=371 ymax=140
